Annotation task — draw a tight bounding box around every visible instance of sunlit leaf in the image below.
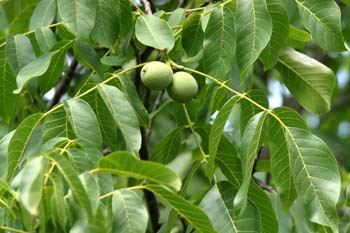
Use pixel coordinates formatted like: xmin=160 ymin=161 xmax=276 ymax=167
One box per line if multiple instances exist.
xmin=295 ymin=0 xmax=346 ymax=51
xmin=14 ymin=52 xmax=52 ymax=94
xmin=112 ymin=189 xmax=148 ymax=233
xmin=19 ymin=156 xmax=47 ymax=215
xmin=5 ymin=34 xmax=36 ymax=75
xmin=63 ymin=98 xmax=103 ymax=161
xmin=135 ymin=14 xmax=175 ymax=51
xmin=29 ymin=0 xmax=56 ymax=30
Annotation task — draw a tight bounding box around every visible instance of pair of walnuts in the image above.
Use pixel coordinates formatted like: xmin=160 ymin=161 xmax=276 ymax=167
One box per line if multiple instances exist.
xmin=141 ymin=61 xmax=198 ymax=103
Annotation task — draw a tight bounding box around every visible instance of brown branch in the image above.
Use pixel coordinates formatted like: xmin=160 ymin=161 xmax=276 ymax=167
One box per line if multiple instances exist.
xmin=47 ymin=58 xmax=78 ymax=109
xmin=145 ymin=91 xmax=165 ymax=141
xmin=254 ymin=177 xmax=274 ymax=193
xmin=140 ymin=0 xmax=153 ymax=14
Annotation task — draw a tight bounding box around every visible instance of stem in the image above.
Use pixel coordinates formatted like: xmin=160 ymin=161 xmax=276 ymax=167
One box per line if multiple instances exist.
xmin=145 ymin=91 xmax=165 ymax=141
xmin=140 ymin=0 xmax=153 ymax=14
xmin=0 ymin=225 xmax=30 ymax=233
xmin=182 ymin=104 xmax=207 ymax=162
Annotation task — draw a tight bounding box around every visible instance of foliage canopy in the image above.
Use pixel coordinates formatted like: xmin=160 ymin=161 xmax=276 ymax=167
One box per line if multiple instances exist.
xmin=0 ymin=0 xmax=350 ymax=232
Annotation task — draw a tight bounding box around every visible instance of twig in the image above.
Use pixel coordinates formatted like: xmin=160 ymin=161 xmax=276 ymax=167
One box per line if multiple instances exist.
xmin=254 ymin=178 xmax=274 ymax=193
xmin=140 ymin=0 xmax=153 ymax=14
xmin=47 ymin=58 xmax=78 ymax=109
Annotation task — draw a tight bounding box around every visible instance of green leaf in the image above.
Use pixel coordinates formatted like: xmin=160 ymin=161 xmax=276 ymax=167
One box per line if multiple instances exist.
xmin=236 ymin=0 xmax=272 ymax=78
xmin=34 ymin=27 xmax=57 ymax=53
xmin=200 ymin=181 xmax=261 ymax=233
xmin=81 ymin=85 xmax=120 ymax=151
xmin=267 ymin=107 xmax=307 ymax=209
xmin=286 ymin=127 xmax=340 ymax=230
xmin=7 ymin=113 xmax=43 ymax=181
xmin=295 ymin=0 xmax=346 ymax=51
xmin=39 ymin=41 xmax=70 ymax=93
xmin=168 ymin=8 xmax=185 ymax=27
xmin=145 ymin=184 xmax=216 ymax=233
xmin=19 ymin=156 xmax=47 ymax=215
xmin=8 ymin=4 xmax=36 ymax=35
xmin=117 ymin=76 xmax=149 ymax=127
xmin=0 ymin=46 xmax=18 ymax=123
xmin=29 ymin=0 xmax=56 ymax=30
xmin=98 ymin=151 xmax=181 ymax=191
xmin=135 ymin=14 xmax=175 ymax=52
xmin=260 ymin=0 xmax=289 ymax=70
xmin=0 ymin=131 xmax=14 ymax=180
xmin=5 ymin=34 xmax=36 ymax=75
xmin=290 ymin=197 xmax=317 ymax=233
xmin=277 ymin=48 xmax=336 ymax=114
xmin=240 ymin=90 xmax=268 ymax=134
xmin=112 ymin=189 xmax=149 ymax=233
xmin=63 ymin=98 xmax=103 ymax=160
xmin=42 ymin=107 xmax=73 ymax=142
xmin=234 ymin=111 xmax=268 ymax=211
xmin=182 ymin=12 xmax=204 ymax=58
xmin=46 ymin=151 xmax=93 ymax=220
xmin=73 ymin=40 xmax=104 ymax=78
xmin=116 ymin=0 xmax=133 ymax=38
xmin=67 ymin=148 xmax=95 ymax=173
xmin=202 ymin=5 xmax=235 ymax=79
xmin=287 ymin=25 xmax=311 ymax=42
xmin=100 ymin=56 xmax=125 ymax=66
xmin=93 ymin=0 xmax=119 ymax=49
xmin=207 ymin=96 xmax=240 ymax=178
xmin=97 ymin=84 xmax=141 ymax=155
xmin=150 ymin=128 xmax=182 ymax=163
xmin=49 ymin=173 xmax=68 ymax=231
xmin=216 ymin=139 xmax=278 ymax=233
xmin=80 ymin=172 xmax=100 ymax=215
xmin=13 ymin=52 xmax=52 ymax=94
xmin=57 ymin=0 xmax=97 ymax=39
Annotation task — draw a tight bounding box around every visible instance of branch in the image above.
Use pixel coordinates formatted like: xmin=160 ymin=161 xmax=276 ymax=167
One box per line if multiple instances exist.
xmin=140 ymin=0 xmax=153 ymax=14
xmin=47 ymin=58 xmax=78 ymax=109
xmin=145 ymin=90 xmax=165 ymax=142
xmin=254 ymin=177 xmax=274 ymax=193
